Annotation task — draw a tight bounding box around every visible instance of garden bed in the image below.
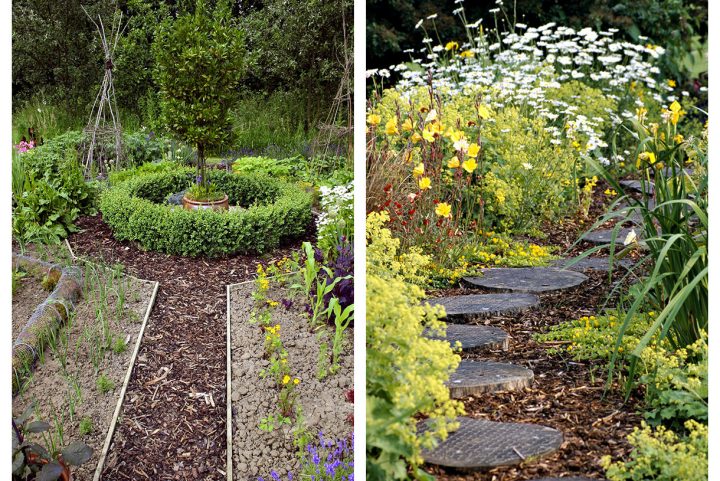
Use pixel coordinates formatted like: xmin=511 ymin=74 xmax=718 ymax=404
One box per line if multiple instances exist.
xmin=12 ymin=273 xmax=48 ymax=342
xmin=12 ymin=260 xmax=158 ymax=481
xmin=229 ymin=282 xmax=353 ymax=480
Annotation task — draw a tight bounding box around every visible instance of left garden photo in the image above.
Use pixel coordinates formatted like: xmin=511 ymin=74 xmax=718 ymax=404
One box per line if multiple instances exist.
xmin=10 ymin=1 xmax=354 ymax=480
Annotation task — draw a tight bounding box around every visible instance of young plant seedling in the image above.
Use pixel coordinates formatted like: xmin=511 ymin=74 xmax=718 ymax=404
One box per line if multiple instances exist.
xmin=79 ymin=417 xmax=93 ymax=436
xmin=96 ymin=373 xmax=115 ymax=394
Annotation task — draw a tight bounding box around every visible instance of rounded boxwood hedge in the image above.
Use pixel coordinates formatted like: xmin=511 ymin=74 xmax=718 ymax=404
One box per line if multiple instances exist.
xmin=100 ymin=168 xmax=312 ymax=257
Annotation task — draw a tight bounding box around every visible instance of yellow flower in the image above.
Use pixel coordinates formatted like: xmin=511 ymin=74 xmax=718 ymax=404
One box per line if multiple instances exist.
xmin=418 ymin=177 xmax=432 ymax=190
xmin=447 ymin=156 xmax=460 ymax=169
xmin=293 ymin=378 xmax=300 ymax=385
xmin=604 ymin=188 xmax=617 ymax=197
xmin=282 ymin=375 xmax=290 ymax=385
xmin=673 ymin=133 xmax=684 ymax=144
xmin=422 ymin=128 xmax=436 ymax=143
xmin=462 ymin=158 xmax=478 ymax=173
xmin=449 ymin=129 xmax=465 ymax=143
xmin=435 ymin=202 xmax=452 ymax=217
xmin=403 ymin=150 xmax=413 ymax=163
xmin=467 ymin=143 xmax=480 ymax=158
xmin=445 ymin=41 xmax=459 ymax=51
xmin=667 ymin=79 xmax=677 ymax=87
xmin=412 ymin=162 xmax=425 ymax=178
xmin=460 ymin=50 xmax=474 ymax=58
xmin=477 ymin=104 xmax=491 ymax=120
xmin=402 ymin=118 xmax=414 ymax=132
xmin=367 ymin=113 xmax=381 ymax=126
xmin=385 ymin=118 xmax=399 ymax=135
xmin=411 ymin=132 xmax=422 ymax=143
xmin=636 ymin=151 xmax=657 ymax=169
xmin=669 ymin=101 xmax=685 ymax=125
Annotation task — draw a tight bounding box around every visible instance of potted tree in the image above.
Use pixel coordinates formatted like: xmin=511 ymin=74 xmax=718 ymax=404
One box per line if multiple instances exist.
xmin=153 ymin=0 xmax=245 ymax=211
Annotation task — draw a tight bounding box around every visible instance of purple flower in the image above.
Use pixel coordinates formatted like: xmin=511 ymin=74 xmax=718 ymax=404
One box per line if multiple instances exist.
xmin=270 ymin=471 xmax=280 ymax=481
xmin=196 ymin=175 xmax=203 ymax=185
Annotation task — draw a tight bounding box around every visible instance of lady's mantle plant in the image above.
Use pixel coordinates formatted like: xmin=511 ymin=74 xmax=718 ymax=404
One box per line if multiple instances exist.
xmin=153 ymin=0 xmax=245 ymax=201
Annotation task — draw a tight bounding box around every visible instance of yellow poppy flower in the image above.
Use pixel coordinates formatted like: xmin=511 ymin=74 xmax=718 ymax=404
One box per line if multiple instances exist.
xmin=402 ymin=118 xmax=414 ymax=132
xmin=462 ymin=158 xmax=478 ymax=173
xmin=293 ymin=378 xmax=300 ymax=385
xmin=411 ymin=132 xmax=422 ymax=143
xmin=282 ymin=375 xmax=290 ymax=385
xmin=385 ymin=118 xmax=399 ymax=135
xmin=467 ymin=143 xmax=480 ymax=158
xmin=448 ymin=156 xmax=460 ymax=168
xmin=422 ymin=129 xmax=435 ymax=143
xmin=460 ymin=50 xmax=474 ymax=58
xmin=667 ymin=79 xmax=676 ymax=87
xmin=412 ymin=162 xmax=425 ymax=177
xmin=418 ymin=177 xmax=431 ymax=190
xmin=435 ymin=202 xmax=452 ymax=217
xmin=367 ymin=113 xmax=381 ymax=125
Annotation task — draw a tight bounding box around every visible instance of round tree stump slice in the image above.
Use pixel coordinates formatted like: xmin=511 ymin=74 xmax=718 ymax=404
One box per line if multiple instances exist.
xmin=620 ymin=179 xmax=655 ymax=194
xmin=581 ymin=228 xmax=637 ymax=246
xmin=419 ymin=417 xmax=563 ymax=471
xmin=448 ymin=360 xmax=533 ymax=397
xmin=428 ymin=293 xmax=540 ymax=322
xmin=550 ymin=257 xmax=632 ymax=272
xmin=424 ymin=324 xmax=510 ymax=352
xmin=463 ymin=268 xmax=587 ymax=293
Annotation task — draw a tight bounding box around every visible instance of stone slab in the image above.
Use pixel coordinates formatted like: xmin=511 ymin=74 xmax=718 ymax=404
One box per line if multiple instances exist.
xmin=463 ymin=268 xmax=587 ymax=293
xmin=448 ymin=360 xmax=533 ymax=397
xmin=427 ymin=293 xmax=540 ymax=322
xmin=581 ymin=227 xmax=637 ymax=245
xmin=550 ymin=257 xmax=632 ymax=272
xmin=620 ymin=179 xmax=654 ymax=195
xmin=424 ymin=324 xmax=510 ymax=352
xmin=420 ymin=417 xmax=563 ymax=471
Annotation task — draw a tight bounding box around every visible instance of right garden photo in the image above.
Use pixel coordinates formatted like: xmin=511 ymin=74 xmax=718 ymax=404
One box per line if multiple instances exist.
xmin=365 ymin=0 xmax=708 ymax=480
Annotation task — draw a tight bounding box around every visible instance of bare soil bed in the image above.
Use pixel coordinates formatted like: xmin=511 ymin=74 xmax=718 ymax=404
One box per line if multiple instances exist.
xmin=229 ymin=282 xmax=353 ymax=480
xmin=12 ymin=264 xmax=156 ymax=481
xmin=12 ymin=273 xmax=49 ymax=341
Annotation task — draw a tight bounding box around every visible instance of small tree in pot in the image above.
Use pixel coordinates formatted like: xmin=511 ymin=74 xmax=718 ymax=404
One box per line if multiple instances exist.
xmin=153 ymin=0 xmax=245 ymax=207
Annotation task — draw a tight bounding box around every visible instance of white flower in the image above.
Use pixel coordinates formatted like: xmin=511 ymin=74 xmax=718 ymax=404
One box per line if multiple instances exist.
xmin=415 ymin=19 xmax=424 ymax=29
xmin=522 ymin=162 xmax=533 ymax=170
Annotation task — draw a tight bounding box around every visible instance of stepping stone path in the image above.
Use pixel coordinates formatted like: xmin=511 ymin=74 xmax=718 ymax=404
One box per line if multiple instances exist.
xmin=620 ymin=179 xmax=654 ymax=195
xmin=463 ymin=268 xmax=587 ymax=293
xmin=528 ymin=478 xmax=604 ymax=481
xmin=448 ymin=360 xmax=533 ymax=397
xmin=581 ymin=227 xmax=637 ymax=245
xmin=424 ymin=324 xmax=509 ymax=352
xmin=550 ymin=256 xmax=632 ymax=272
xmin=419 ymin=417 xmax=563 ymax=471
xmin=428 ymin=293 xmax=540 ymax=322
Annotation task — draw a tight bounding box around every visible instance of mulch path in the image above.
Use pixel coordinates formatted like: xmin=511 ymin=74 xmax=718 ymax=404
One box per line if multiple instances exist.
xmin=66 ymin=214 xmax=311 ymax=481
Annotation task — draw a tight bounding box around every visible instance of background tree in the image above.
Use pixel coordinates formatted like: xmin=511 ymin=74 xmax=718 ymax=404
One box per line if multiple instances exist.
xmin=152 ymin=0 xmax=245 ymax=191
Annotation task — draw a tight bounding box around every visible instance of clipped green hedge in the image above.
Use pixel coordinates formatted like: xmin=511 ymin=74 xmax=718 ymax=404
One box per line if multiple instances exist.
xmin=100 ymin=169 xmax=312 ymax=257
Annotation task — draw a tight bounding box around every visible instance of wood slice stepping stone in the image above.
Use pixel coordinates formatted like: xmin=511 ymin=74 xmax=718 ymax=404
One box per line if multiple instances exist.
xmin=550 ymin=256 xmax=632 ymax=272
xmin=528 ymin=478 xmax=604 ymax=481
xmin=463 ymin=268 xmax=587 ymax=293
xmin=419 ymin=417 xmax=563 ymax=471
xmin=448 ymin=360 xmax=533 ymax=397
xmin=427 ymin=293 xmax=540 ymax=322
xmin=620 ymin=179 xmax=654 ymax=195
xmin=581 ymin=227 xmax=637 ymax=245
xmin=424 ymin=324 xmax=509 ymax=352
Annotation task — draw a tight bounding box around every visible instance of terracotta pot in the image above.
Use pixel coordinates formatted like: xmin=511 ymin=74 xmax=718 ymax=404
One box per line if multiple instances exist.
xmin=181 ymin=194 xmax=229 ymax=211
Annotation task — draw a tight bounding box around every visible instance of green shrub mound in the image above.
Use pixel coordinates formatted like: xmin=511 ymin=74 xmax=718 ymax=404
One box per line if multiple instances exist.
xmin=100 ymin=169 xmax=312 ymax=257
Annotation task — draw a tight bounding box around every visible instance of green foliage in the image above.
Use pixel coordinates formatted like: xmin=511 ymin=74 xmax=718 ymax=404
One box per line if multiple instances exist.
xmin=237 ymin=0 xmax=351 ymax=131
xmin=12 ymin=134 xmax=98 ymax=245
xmin=601 ymin=420 xmax=707 ymax=481
xmin=366 ymin=211 xmax=463 ymax=479
xmin=100 ymin=169 xmax=312 ymax=257
xmin=545 ymin=81 xmax=618 ymax=133
xmin=108 ymin=160 xmax=178 ymax=185
xmin=232 ymin=156 xmax=301 ymax=179
xmin=153 ymin=0 xmax=245 ymax=188
xmin=638 ymin=335 xmax=707 ymax=429
xmin=78 ymin=417 xmax=93 ymax=436
xmin=96 ymin=373 xmax=114 ymax=394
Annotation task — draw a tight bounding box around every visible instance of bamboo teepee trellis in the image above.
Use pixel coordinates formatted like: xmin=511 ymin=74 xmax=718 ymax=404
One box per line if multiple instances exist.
xmin=80 ymin=7 xmax=126 ymax=178
xmin=310 ymin=0 xmax=353 ymax=160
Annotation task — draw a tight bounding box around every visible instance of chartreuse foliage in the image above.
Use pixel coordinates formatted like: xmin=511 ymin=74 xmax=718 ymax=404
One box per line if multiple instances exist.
xmin=601 ymin=419 xmax=707 ymax=481
xmin=100 ymin=169 xmax=311 ymax=257
xmin=153 ymin=0 xmax=245 ymax=190
xmin=366 ymin=211 xmax=463 ymax=480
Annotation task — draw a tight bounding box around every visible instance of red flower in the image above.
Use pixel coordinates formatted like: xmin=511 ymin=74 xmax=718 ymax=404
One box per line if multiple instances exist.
xmin=383 ymin=183 xmax=393 ymax=192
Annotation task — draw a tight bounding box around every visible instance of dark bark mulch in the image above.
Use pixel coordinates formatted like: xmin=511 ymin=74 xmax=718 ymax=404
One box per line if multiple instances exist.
xmin=67 ymin=214 xmax=309 ymax=481
xmin=426 ymin=264 xmax=644 ymax=480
